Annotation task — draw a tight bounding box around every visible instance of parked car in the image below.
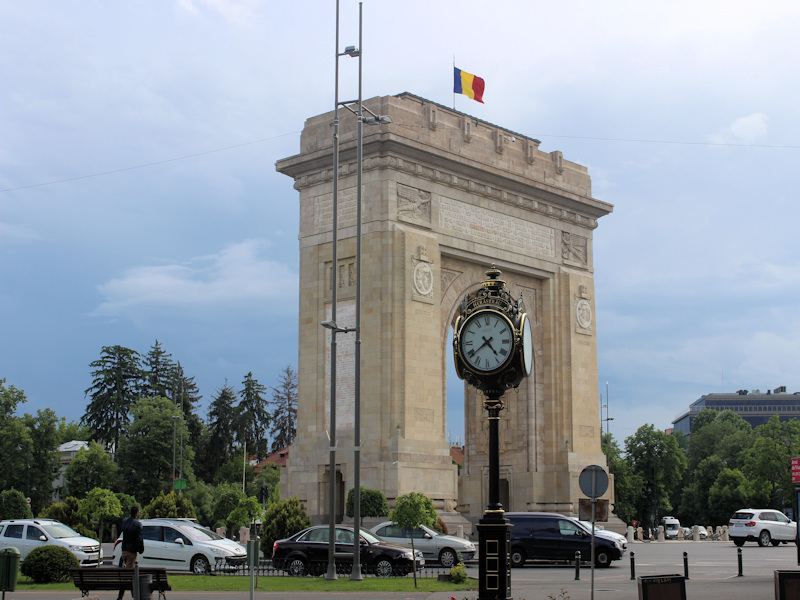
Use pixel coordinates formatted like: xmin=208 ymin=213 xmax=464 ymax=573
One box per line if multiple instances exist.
xmin=506 ymin=512 xmax=624 ymax=568
xmin=728 ymin=509 xmax=797 ymax=547
xmin=577 ymin=521 xmax=628 ymax=550
xmin=271 ymin=525 xmax=424 ymax=577
xmin=370 ymin=521 xmax=475 ymax=567
xmin=0 ymin=519 xmax=101 ymax=566
xmin=111 ymin=518 xmax=246 ymax=573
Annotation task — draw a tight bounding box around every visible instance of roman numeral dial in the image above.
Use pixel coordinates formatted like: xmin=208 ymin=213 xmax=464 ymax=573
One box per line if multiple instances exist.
xmin=458 ymin=310 xmax=515 ymax=373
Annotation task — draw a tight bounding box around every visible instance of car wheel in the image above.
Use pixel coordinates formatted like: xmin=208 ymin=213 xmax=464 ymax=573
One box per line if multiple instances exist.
xmin=287 ymin=557 xmax=308 ymax=577
xmin=510 ymin=548 xmax=526 ymax=568
xmin=374 ymin=557 xmax=394 ymax=577
xmin=191 ymin=555 xmax=211 ymax=574
xmin=439 ymin=548 xmax=458 ymax=568
xmin=758 ymin=530 xmax=771 ymax=547
xmin=733 ymin=538 xmax=745 ymax=547
xmin=595 ymin=550 xmax=611 ymax=568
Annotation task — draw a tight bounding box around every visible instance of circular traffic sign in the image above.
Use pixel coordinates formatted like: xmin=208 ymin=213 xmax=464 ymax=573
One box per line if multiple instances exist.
xmin=579 ymin=465 xmax=609 ymax=498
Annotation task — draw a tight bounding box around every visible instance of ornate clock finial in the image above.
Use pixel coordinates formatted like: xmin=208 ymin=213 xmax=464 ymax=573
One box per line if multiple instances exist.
xmin=481 ymin=264 xmax=505 ymax=293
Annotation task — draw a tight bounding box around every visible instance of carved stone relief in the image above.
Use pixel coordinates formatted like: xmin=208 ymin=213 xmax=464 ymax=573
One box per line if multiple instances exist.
xmin=562 ymin=232 xmax=587 ymax=266
xmin=575 ymin=297 xmax=593 ymax=335
xmin=397 ymin=183 xmax=431 ymax=224
xmin=412 ymin=245 xmax=435 ymax=302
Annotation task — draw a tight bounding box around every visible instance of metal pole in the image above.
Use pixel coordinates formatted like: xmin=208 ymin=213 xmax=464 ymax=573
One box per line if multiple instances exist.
xmin=350 ymin=1 xmax=363 ymax=581
xmin=326 ymin=0 xmax=341 ymax=580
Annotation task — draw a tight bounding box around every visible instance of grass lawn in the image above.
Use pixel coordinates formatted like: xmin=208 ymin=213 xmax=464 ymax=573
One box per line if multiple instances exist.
xmin=15 ymin=574 xmax=476 ymax=593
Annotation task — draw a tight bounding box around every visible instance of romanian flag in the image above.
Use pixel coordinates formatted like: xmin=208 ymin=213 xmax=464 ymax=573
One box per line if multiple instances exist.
xmin=454 ymin=67 xmax=485 ymax=103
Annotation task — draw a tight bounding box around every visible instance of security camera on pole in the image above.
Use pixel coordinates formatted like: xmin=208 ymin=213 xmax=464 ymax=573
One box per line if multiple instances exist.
xmin=453 ymin=265 xmax=533 ymax=600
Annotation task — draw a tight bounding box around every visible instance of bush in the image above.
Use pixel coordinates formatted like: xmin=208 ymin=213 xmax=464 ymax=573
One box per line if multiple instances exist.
xmin=449 ymin=561 xmax=468 ymax=583
xmin=260 ymin=497 xmax=310 ymax=558
xmin=345 ymin=487 xmax=389 ymax=519
xmin=144 ymin=491 xmax=196 ymax=519
xmin=0 ymin=489 xmax=33 ymax=520
xmin=20 ymin=545 xmax=79 ymax=583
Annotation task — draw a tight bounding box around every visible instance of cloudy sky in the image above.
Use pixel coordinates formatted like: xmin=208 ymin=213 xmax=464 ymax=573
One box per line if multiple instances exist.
xmin=2 ymin=0 xmax=799 ymax=447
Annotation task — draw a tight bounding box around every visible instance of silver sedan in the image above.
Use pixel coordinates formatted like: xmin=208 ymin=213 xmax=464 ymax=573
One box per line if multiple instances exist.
xmin=370 ymin=522 xmax=475 ymax=567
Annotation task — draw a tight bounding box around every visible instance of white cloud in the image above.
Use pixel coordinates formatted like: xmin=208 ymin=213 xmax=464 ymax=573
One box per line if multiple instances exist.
xmin=91 ymin=238 xmax=297 ymax=318
xmin=708 ymin=113 xmax=770 ymax=145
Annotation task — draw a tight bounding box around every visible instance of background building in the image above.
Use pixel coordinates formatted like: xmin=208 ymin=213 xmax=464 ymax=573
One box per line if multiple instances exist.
xmin=672 ymin=386 xmax=800 ymax=435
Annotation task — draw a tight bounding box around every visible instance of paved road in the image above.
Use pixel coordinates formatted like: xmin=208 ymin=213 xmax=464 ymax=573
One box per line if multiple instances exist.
xmin=8 ymin=540 xmax=800 ymax=599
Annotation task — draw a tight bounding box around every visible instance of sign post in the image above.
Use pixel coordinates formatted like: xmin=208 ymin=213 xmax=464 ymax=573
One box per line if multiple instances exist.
xmin=579 ymin=465 xmax=609 ymax=600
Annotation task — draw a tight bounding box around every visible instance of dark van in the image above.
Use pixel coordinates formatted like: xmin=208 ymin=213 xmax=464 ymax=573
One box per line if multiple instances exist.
xmin=506 ymin=512 xmax=624 ymax=568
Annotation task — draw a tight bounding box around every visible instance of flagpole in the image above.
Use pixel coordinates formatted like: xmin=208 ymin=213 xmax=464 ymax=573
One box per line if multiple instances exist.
xmin=453 ymin=56 xmax=456 ymax=109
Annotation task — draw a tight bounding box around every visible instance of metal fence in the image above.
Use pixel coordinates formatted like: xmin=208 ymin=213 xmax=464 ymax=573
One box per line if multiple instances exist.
xmin=214 ymin=558 xmax=453 ymax=579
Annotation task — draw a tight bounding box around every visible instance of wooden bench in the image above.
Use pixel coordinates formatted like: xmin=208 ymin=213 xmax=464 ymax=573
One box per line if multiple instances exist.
xmin=69 ymin=566 xmax=172 ymax=599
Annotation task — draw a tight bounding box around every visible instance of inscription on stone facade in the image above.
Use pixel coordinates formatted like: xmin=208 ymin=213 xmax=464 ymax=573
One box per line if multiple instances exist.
xmin=580 ymin=425 xmax=594 ymax=438
xmin=439 ymin=196 xmax=555 ymax=257
xmin=324 ymin=300 xmax=355 ymax=429
xmin=314 ymin=189 xmax=357 ymax=230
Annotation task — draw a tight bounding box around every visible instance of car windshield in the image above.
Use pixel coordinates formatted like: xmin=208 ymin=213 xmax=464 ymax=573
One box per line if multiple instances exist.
xmin=359 ymin=529 xmax=383 ymax=544
xmin=178 ymin=524 xmax=224 ymax=541
xmin=41 ymin=523 xmax=81 ymax=539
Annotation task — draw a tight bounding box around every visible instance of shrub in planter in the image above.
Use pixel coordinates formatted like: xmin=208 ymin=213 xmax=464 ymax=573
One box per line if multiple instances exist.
xmin=20 ymin=545 xmax=79 ymax=583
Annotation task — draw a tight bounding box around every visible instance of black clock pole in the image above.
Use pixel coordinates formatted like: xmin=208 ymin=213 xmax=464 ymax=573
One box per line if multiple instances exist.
xmin=478 ymin=394 xmax=511 ymax=600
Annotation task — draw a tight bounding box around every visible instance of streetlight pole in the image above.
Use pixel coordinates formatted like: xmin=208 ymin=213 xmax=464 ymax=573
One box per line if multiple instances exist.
xmin=325 ymin=0 xmax=343 ymax=580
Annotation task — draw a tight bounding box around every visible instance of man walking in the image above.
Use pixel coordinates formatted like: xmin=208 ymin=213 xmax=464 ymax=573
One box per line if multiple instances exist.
xmin=118 ymin=505 xmax=144 ymax=599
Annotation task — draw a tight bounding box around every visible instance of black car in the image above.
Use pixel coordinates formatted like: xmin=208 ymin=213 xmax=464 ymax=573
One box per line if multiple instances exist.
xmin=506 ymin=512 xmax=624 ymax=568
xmin=271 ymin=525 xmax=425 ymax=577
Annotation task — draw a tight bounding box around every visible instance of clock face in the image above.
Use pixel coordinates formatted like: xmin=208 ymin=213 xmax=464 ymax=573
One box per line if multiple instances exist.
xmin=459 ymin=311 xmax=514 ymax=373
xmin=520 ymin=313 xmax=533 ymax=376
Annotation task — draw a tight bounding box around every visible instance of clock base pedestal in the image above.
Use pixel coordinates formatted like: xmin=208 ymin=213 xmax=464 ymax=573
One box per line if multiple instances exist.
xmin=478 ymin=513 xmax=511 ymax=600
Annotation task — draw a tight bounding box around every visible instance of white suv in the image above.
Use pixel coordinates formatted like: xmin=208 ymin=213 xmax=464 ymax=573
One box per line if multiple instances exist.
xmin=112 ymin=519 xmax=246 ymax=573
xmin=0 ymin=519 xmax=101 ymax=566
xmin=728 ymin=509 xmax=797 ymax=547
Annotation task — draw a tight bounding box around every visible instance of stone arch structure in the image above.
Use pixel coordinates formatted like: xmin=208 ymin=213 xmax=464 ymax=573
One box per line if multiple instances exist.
xmin=277 ymin=93 xmax=613 ymax=527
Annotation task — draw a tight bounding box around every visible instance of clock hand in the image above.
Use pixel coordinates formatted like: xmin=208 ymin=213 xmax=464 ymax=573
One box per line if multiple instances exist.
xmin=474 ymin=336 xmax=493 ymax=353
xmin=482 ymin=336 xmax=499 ymax=355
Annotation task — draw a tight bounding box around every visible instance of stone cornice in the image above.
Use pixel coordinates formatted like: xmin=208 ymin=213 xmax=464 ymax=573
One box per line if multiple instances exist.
xmin=280 ymin=138 xmax=607 ymax=230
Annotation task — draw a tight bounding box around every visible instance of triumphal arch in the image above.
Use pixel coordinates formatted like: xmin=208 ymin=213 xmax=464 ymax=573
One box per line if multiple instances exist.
xmin=276 ymin=93 xmax=613 ymax=527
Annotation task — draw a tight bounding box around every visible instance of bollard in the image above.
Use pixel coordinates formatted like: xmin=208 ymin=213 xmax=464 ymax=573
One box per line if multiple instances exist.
xmin=574 ymin=551 xmax=581 ymax=580
xmin=683 ymin=551 xmax=689 ymax=579
xmin=737 ymin=547 xmax=743 ymax=577
xmin=630 ymin=551 xmax=636 ymax=581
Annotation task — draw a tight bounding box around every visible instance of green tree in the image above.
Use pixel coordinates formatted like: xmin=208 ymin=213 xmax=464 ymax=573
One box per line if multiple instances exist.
xmin=39 ymin=497 xmax=95 ymax=538
xmin=117 ymin=397 xmax=194 ymax=504
xmin=678 ymin=455 xmax=724 ymax=526
xmin=65 ymin=441 xmax=118 ymax=498
xmin=0 ymin=489 xmax=33 ymax=520
xmin=603 ymin=433 xmax=643 ymax=524
xmin=227 ymin=496 xmax=262 ymax=533
xmin=82 ymin=345 xmax=144 ymax=450
xmin=185 ymin=481 xmax=214 ymax=526
xmin=744 ymin=416 xmax=800 ymax=509
xmin=708 ymin=468 xmax=750 ymax=525
xmin=0 ymin=380 xmax=31 ymax=494
xmin=237 ymin=372 xmax=271 ymax=459
xmin=391 ymin=492 xmax=437 ymax=587
xmin=260 ymin=497 xmax=310 ymax=558
xmin=249 ymin=463 xmax=280 ymax=503
xmin=0 ymin=378 xmax=26 ymax=421
xmin=23 ymin=408 xmax=62 ymax=514
xmin=205 ymin=382 xmax=238 ymax=481
xmin=269 ymin=366 xmax=297 ymax=453
xmin=141 ymin=340 xmax=176 ymax=400
xmin=346 ymin=487 xmax=390 ymax=525
xmin=144 ymin=491 xmax=196 ymax=519
xmin=172 ymin=361 xmax=204 ymax=457
xmin=625 ymin=424 xmax=687 ymax=531
xmin=212 ymin=483 xmax=246 ymax=534
xmin=216 ymin=447 xmax=255 ymax=488
xmin=79 ymin=487 xmax=122 ymax=543
xmin=56 ymin=419 xmax=92 ymax=445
